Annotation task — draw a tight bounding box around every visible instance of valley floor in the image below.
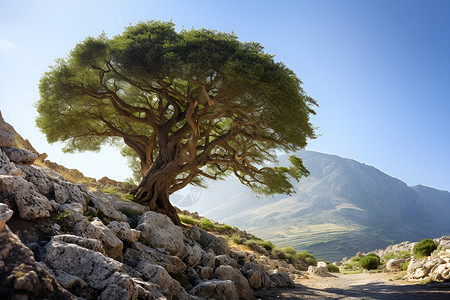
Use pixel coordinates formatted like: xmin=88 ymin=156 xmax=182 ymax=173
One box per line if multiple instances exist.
xmin=255 ymin=272 xmax=450 ymax=299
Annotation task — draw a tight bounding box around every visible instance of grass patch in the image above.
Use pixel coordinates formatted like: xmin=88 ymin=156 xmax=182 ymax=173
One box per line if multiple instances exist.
xmin=179 ymin=214 xmax=200 ymax=226
xmin=199 ymin=218 xmax=215 ymax=230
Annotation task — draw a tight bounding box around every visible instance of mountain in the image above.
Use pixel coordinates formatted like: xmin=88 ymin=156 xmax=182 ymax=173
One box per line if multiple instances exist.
xmin=182 ymin=151 xmax=450 ymax=262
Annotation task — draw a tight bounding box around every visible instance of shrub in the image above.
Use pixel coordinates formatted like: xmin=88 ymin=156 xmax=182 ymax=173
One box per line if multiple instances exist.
xmin=351 ymin=256 xmax=362 ymax=262
xmin=413 ymin=239 xmax=437 ymax=257
xmin=305 ymin=256 xmax=317 ymax=266
xmin=199 ymin=218 xmax=215 ymax=230
xmin=327 ymin=263 xmax=340 ymax=273
xmin=231 ymin=234 xmax=244 ymax=245
xmin=216 ymin=224 xmax=233 ymax=233
xmin=402 ymin=261 xmax=409 ymax=271
xmin=359 ymin=254 xmax=380 ymax=270
xmin=272 ymin=248 xmax=287 ymax=260
xmin=179 ymin=215 xmax=199 ymax=226
xmin=282 ymin=246 xmax=297 ymax=256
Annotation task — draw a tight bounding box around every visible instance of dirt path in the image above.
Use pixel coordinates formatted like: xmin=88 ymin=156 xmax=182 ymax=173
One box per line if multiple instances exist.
xmin=255 ymin=272 xmax=450 ymax=299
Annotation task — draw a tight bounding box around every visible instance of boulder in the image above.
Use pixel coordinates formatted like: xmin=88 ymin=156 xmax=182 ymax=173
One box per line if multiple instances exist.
xmin=269 ymin=272 xmax=295 ymax=288
xmin=215 ymin=254 xmax=238 ymax=268
xmin=0 ymin=111 xmax=15 ymax=147
xmin=125 ymin=242 xmax=186 ymax=275
xmin=214 ymin=265 xmax=254 ymax=300
xmin=196 ymin=228 xmax=230 ymax=256
xmin=386 ymin=258 xmax=408 ymax=271
xmin=308 ymin=261 xmax=328 ymax=276
xmin=0 ymin=149 xmax=22 ymax=177
xmin=107 ymin=221 xmax=141 ymax=243
xmin=241 ymin=262 xmax=275 ymax=289
xmin=52 ymin=234 xmax=105 ymax=254
xmin=43 ymin=236 xmax=124 ymax=290
xmin=0 ymin=203 xmax=13 ymax=231
xmin=136 ymin=211 xmax=186 ymax=257
xmin=196 ymin=266 xmax=214 ymax=280
xmin=3 ymin=147 xmax=37 ymax=165
xmin=0 ymin=225 xmax=76 ymax=299
xmin=189 ymin=279 xmax=238 ymax=300
xmin=17 ymin=164 xmax=54 ymax=196
xmin=89 ymin=193 xmax=128 ymax=223
xmin=134 ymin=259 xmax=182 ymax=298
xmin=0 ymin=175 xmax=52 ymax=219
xmin=182 ymin=242 xmax=204 ymax=268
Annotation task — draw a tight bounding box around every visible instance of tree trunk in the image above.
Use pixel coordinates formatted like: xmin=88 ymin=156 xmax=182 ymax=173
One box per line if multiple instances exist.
xmin=134 ymin=154 xmax=182 ymax=226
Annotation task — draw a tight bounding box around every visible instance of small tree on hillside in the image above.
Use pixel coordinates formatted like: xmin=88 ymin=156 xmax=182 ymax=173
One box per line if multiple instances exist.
xmin=36 ymin=21 xmax=317 ymax=225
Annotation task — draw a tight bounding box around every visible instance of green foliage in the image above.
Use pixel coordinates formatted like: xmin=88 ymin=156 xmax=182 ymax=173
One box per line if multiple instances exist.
xmin=383 ymin=251 xmax=410 ymax=261
xmin=231 ymin=234 xmax=244 ymax=245
xmin=247 ymin=239 xmax=275 ymax=251
xmin=84 ymin=209 xmax=97 ymax=221
xmin=351 ymin=256 xmax=362 ymax=262
xmin=359 ymin=254 xmax=381 ymax=270
xmin=199 ymin=218 xmax=215 ymax=230
xmin=413 ymin=239 xmax=437 ymax=257
xmin=178 ymin=214 xmax=200 ymax=226
xmin=118 ymin=208 xmax=143 ymax=218
xmin=36 ymin=20 xmax=317 ymax=204
xmin=271 ymin=248 xmax=287 ymax=260
xmin=326 ymin=263 xmax=340 ymax=273
xmin=402 ymin=261 xmax=409 ymax=271
xmin=124 ymin=194 xmax=136 ymax=201
xmin=282 ymin=246 xmax=297 ymax=256
xmin=216 ymin=224 xmax=233 ymax=233
xmin=51 ymin=209 xmax=72 ymax=231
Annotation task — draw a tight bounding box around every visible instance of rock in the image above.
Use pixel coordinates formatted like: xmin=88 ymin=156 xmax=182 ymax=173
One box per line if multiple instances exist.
xmin=111 ymin=199 xmax=148 ymax=217
xmin=241 ymin=262 xmax=275 ymax=289
xmin=200 ymin=249 xmax=216 ymax=269
xmin=0 ymin=175 xmax=52 ymax=219
xmin=77 ymin=219 xmax=123 ymax=261
xmin=0 ymin=111 xmax=15 ymax=147
xmin=107 ymin=221 xmax=141 ymax=243
xmin=52 ymin=234 xmax=106 ymax=254
xmin=43 ymin=236 xmax=124 ymax=290
xmin=182 ymin=243 xmax=204 ymax=268
xmin=0 ymin=149 xmax=21 ymax=177
xmin=190 ymin=279 xmax=239 ymax=300
xmin=53 ymin=269 xmax=88 ymax=290
xmin=407 ymin=258 xmax=425 ymax=274
xmin=0 ymin=203 xmax=13 ymax=231
xmin=3 ymin=147 xmax=37 ymax=165
xmin=308 ymin=261 xmax=328 ymax=276
xmin=269 ymin=272 xmax=295 ymax=288
xmin=196 ymin=266 xmax=214 ymax=280
xmin=214 ymin=265 xmax=254 ymax=300
xmin=125 ymin=242 xmax=187 ymax=275
xmin=196 ymin=228 xmax=230 ymax=256
xmin=386 ymin=258 xmax=408 ymax=271
xmin=17 ymin=164 xmax=54 ymax=196
xmin=134 ymin=259 xmax=182 ymax=298
xmin=0 ymin=225 xmax=76 ymax=299
xmin=215 ymin=254 xmax=238 ymax=268
xmin=89 ymin=193 xmax=128 ymax=223
xmin=137 ymin=211 xmax=186 ymax=257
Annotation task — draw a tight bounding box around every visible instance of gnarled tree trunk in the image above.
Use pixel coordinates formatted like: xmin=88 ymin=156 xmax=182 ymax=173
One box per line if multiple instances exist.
xmin=134 ymin=152 xmax=182 ymax=226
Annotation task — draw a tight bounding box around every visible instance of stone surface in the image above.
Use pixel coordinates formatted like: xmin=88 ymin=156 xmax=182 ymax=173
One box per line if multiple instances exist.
xmin=308 ymin=261 xmax=328 ymax=276
xmin=214 ymin=265 xmax=254 ymax=300
xmin=3 ymin=147 xmax=38 ymax=165
xmin=0 ymin=203 xmax=13 ymax=231
xmin=241 ymin=261 xmax=275 ymax=289
xmin=0 ymin=111 xmax=15 ymax=147
xmin=386 ymin=258 xmax=408 ymax=271
xmin=269 ymin=272 xmax=295 ymax=288
xmin=89 ymin=193 xmax=128 ymax=223
xmin=137 ymin=211 xmax=186 ymax=257
xmin=189 ymin=279 xmax=239 ymax=300
xmin=107 ymin=221 xmax=141 ymax=243
xmin=0 ymin=175 xmax=52 ymax=219
xmin=43 ymin=236 xmax=124 ymax=290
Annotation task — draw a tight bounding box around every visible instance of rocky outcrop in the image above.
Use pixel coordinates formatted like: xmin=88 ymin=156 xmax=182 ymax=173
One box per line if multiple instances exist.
xmin=0 ymin=110 xmax=301 ymax=299
xmin=307 ymin=261 xmax=328 ymax=276
xmin=406 ymin=250 xmax=450 ymax=282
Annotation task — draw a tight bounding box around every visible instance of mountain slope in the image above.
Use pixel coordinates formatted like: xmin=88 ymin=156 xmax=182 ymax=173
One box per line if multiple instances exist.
xmin=184 ymin=151 xmax=450 ymax=261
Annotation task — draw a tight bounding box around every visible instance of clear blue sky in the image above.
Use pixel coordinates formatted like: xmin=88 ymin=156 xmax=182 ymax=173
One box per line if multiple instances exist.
xmin=1 ymin=0 xmax=449 ymax=191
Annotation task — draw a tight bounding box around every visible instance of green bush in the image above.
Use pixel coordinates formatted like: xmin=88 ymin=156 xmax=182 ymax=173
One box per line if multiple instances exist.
xmin=179 ymin=215 xmax=199 ymax=226
xmin=216 ymin=224 xmax=233 ymax=233
xmin=272 ymin=248 xmax=287 ymax=260
xmin=199 ymin=218 xmax=215 ymax=230
xmin=402 ymin=261 xmax=409 ymax=271
xmin=413 ymin=239 xmax=437 ymax=257
xmin=359 ymin=254 xmax=381 ymax=270
xmin=305 ymin=256 xmax=317 ymax=266
xmin=351 ymin=256 xmax=362 ymax=262
xmin=282 ymin=246 xmax=297 ymax=256
xmin=231 ymin=234 xmax=244 ymax=245
xmin=327 ymin=263 xmax=340 ymax=273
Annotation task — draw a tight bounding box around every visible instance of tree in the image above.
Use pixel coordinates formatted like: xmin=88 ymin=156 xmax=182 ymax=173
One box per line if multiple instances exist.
xmin=36 ymin=21 xmax=317 ymax=225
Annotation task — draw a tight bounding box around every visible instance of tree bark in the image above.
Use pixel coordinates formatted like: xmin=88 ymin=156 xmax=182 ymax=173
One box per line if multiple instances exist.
xmin=134 ymin=153 xmax=182 ymax=226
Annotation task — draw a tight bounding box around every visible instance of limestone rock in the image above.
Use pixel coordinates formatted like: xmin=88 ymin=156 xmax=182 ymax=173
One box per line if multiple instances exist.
xmin=196 ymin=266 xmax=214 ymax=280
xmin=192 ymin=227 xmax=230 ymax=256
xmin=125 ymin=242 xmax=187 ymax=275
xmin=0 ymin=203 xmax=13 ymax=231
xmin=52 ymin=234 xmax=105 ymax=254
xmin=0 ymin=111 xmax=15 ymax=147
xmin=182 ymin=243 xmax=204 ymax=268
xmin=0 ymin=149 xmax=21 ymax=177
xmin=241 ymin=261 xmax=275 ymax=289
xmin=89 ymin=193 xmax=128 ymax=223
xmin=386 ymin=258 xmax=408 ymax=271
xmin=0 ymin=225 xmax=76 ymax=299
xmin=308 ymin=261 xmax=328 ymax=276
xmin=43 ymin=236 xmax=124 ymax=290
xmin=134 ymin=259 xmax=182 ymax=298
xmin=215 ymin=254 xmax=238 ymax=268
xmin=107 ymin=220 xmax=141 ymax=243
xmin=0 ymin=175 xmax=52 ymax=219
xmin=214 ymin=265 xmax=254 ymax=300
xmin=137 ymin=211 xmax=186 ymax=257
xmin=190 ymin=279 xmax=238 ymax=300
xmin=3 ymin=147 xmax=37 ymax=165
xmin=269 ymin=272 xmax=295 ymax=288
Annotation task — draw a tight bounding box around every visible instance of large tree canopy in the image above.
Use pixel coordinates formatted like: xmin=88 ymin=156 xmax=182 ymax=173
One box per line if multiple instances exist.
xmin=36 ymin=21 xmax=317 ymax=225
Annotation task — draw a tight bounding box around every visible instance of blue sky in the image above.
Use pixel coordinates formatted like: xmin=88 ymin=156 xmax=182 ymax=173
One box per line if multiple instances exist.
xmin=0 ymin=0 xmax=449 ymax=191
